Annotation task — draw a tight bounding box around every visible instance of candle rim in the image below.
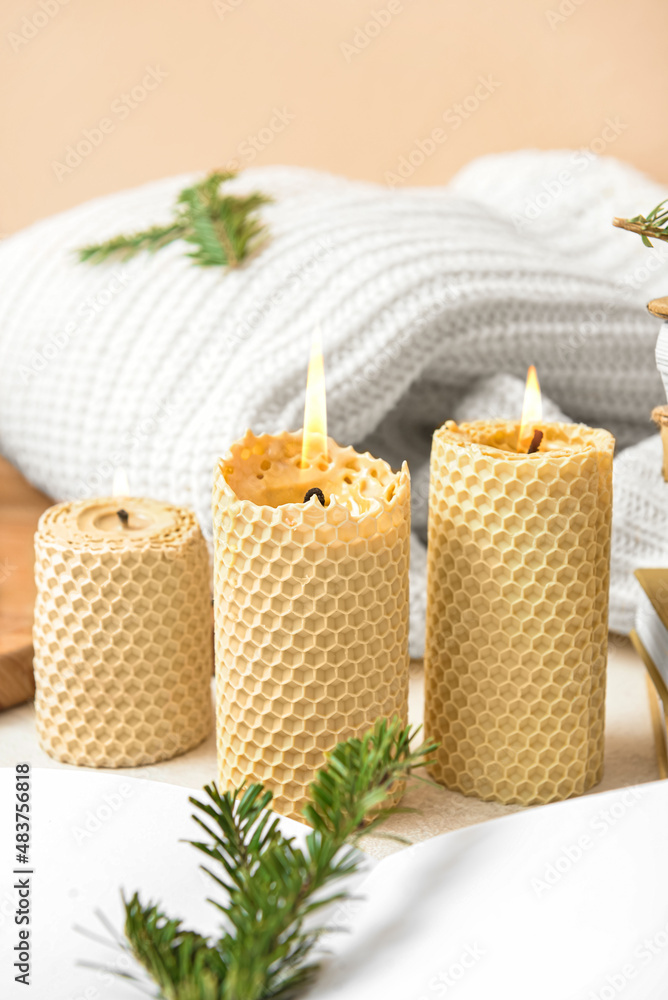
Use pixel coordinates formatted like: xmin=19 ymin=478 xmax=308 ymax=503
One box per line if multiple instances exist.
xmin=438 ymin=419 xmax=615 ymax=460
xmin=214 ymin=428 xmax=410 ymax=520
xmin=37 ymin=495 xmax=194 ymax=549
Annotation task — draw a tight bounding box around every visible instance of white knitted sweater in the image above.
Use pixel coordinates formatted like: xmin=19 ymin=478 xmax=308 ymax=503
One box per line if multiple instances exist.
xmin=1 ymin=152 xmax=666 ymax=653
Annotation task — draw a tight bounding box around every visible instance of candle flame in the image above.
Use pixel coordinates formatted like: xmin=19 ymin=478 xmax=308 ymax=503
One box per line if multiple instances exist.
xmin=301 ymin=328 xmax=328 ymax=466
xmin=112 ymin=467 xmax=130 ymax=496
xmin=518 ymin=365 xmax=542 ymax=452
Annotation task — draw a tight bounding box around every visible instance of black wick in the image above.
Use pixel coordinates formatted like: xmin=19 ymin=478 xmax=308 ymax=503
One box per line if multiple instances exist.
xmin=116 ymin=508 xmax=130 ymax=527
xmin=303 ymin=487 xmax=326 ymax=506
xmin=527 ymin=429 xmax=544 ymax=455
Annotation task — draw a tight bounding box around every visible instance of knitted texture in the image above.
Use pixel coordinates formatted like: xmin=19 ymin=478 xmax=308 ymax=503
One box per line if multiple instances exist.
xmin=0 ymin=152 xmax=666 ymax=652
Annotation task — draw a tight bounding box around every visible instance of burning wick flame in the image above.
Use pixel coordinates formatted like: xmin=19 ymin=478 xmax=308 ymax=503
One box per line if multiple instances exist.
xmin=112 ymin=467 xmax=130 ymax=496
xmin=518 ymin=365 xmax=543 ymax=453
xmin=301 ymin=328 xmax=328 ymax=467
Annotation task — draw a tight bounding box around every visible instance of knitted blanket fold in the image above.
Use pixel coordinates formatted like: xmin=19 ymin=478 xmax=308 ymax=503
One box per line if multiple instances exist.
xmin=0 ymin=152 xmax=666 ymax=654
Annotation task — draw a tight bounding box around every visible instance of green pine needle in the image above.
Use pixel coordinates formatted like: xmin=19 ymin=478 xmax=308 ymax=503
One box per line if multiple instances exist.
xmin=613 ymin=199 xmax=668 ymax=248
xmin=180 ymin=187 xmax=228 ymax=268
xmin=110 ymin=717 xmax=436 ymax=1000
xmin=77 ymin=170 xmax=272 ymax=270
xmin=77 ymin=223 xmax=186 ymax=264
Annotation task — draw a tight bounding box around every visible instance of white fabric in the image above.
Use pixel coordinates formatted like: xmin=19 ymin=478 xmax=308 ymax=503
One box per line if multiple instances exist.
xmin=0 ymin=152 xmax=667 ymax=653
xmin=6 ymin=769 xmax=668 ymax=1000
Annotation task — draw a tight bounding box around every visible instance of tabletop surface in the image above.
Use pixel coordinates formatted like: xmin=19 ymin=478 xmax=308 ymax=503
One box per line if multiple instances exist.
xmin=1 ymin=642 xmax=660 ymax=859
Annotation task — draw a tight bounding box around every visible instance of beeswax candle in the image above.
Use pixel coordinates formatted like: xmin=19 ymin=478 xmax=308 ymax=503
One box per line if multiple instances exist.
xmin=212 ymin=429 xmax=410 ymax=821
xmin=33 ymin=495 xmax=213 ymax=767
xmin=424 ymin=419 xmax=614 ymax=805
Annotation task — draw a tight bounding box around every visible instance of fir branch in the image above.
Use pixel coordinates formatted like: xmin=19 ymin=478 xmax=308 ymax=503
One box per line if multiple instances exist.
xmin=123 ymin=897 xmax=225 ymax=1000
xmin=613 ymin=199 xmax=668 ymax=247
xmin=179 ymin=187 xmax=228 ymax=268
xmin=76 ymin=170 xmax=272 ymax=269
xmin=78 ymin=223 xmax=186 ymax=264
xmin=114 ymin=717 xmax=436 ymax=1000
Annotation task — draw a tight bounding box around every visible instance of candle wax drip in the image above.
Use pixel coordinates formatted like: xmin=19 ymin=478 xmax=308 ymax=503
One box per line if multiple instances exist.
xmin=221 ymin=432 xmax=400 ymax=513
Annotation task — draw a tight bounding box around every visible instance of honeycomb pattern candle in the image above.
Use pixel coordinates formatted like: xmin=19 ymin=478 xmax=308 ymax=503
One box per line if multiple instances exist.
xmin=212 ymin=333 xmax=410 ymax=821
xmin=425 ymin=368 xmax=614 ymax=806
xmin=33 ymin=485 xmax=213 ymax=767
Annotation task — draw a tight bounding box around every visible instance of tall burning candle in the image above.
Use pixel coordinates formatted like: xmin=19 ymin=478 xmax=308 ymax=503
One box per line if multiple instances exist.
xmin=212 ymin=333 xmax=410 ymax=821
xmin=33 ymin=471 xmax=213 ymax=768
xmin=424 ymin=368 xmax=614 ymax=805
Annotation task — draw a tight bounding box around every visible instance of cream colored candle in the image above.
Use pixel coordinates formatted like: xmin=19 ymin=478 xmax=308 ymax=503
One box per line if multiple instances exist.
xmin=33 ymin=495 xmax=213 ymax=767
xmin=424 ymin=419 xmax=614 ymax=806
xmin=212 ymin=429 xmax=410 ymax=821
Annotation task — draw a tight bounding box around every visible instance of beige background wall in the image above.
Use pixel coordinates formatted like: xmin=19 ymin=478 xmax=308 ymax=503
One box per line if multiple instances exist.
xmin=1 ymin=0 xmax=666 ymax=235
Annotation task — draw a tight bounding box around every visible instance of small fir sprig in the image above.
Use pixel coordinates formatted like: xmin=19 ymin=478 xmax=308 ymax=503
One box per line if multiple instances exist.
xmin=613 ymin=199 xmax=668 ymax=247
xmin=81 ymin=718 xmax=436 ymax=1000
xmin=77 ymin=170 xmax=272 ymax=269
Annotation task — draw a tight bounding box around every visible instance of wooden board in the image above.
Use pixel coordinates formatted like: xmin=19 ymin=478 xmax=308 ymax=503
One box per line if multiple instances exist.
xmin=0 ymin=454 xmax=51 ymax=709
